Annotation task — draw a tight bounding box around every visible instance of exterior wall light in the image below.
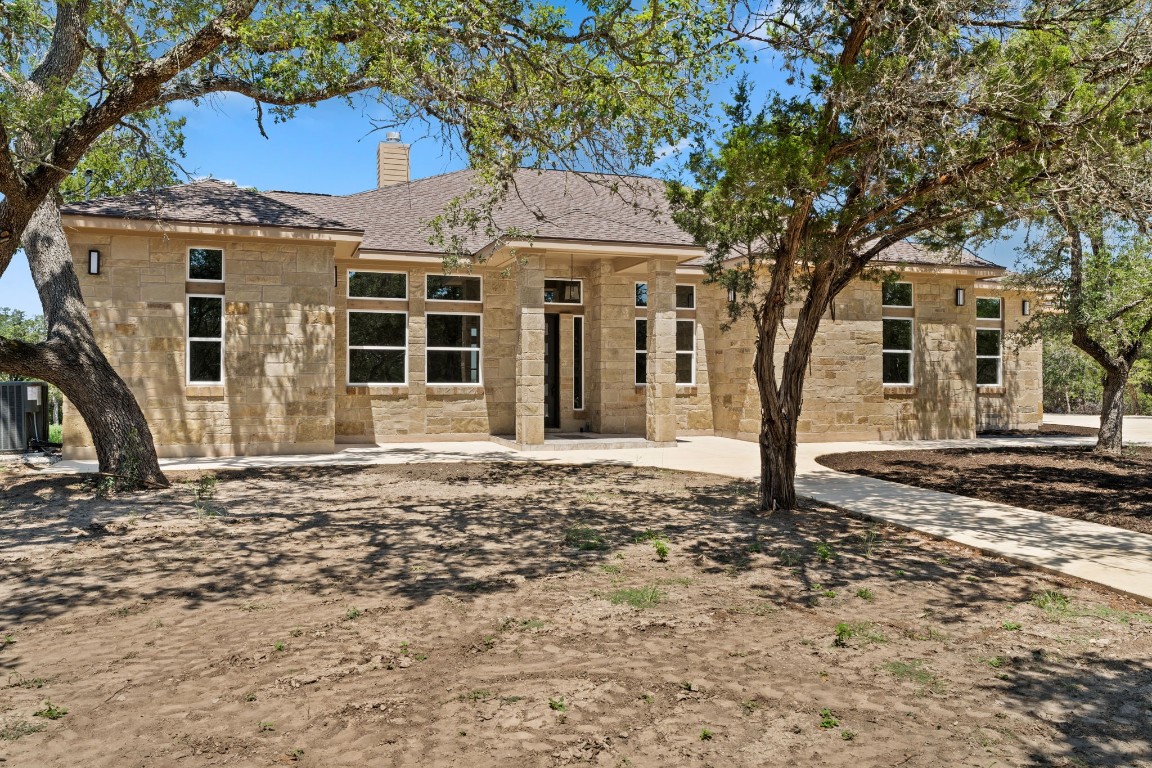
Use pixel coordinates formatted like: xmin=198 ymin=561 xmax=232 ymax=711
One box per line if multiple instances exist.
xmin=955 ymin=287 xmax=966 ymax=306
xmin=727 ymin=287 xmax=737 ymax=303
xmin=1022 ymin=299 xmax=1031 ymax=316
xmin=88 ymin=249 xmax=101 ymax=275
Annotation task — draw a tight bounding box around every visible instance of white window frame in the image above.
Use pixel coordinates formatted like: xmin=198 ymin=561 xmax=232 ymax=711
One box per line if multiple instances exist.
xmin=186 ymin=293 xmax=224 ymax=385
xmin=425 ymin=274 xmax=483 ymax=303
xmin=635 ymin=317 xmax=647 ymax=385
xmin=976 ymin=296 xmax=1003 ymax=320
xmin=976 ymin=328 xmax=1003 ymax=386
xmin=635 ymin=281 xmax=648 ymax=308
xmin=675 ymin=284 xmax=696 ymax=310
xmin=425 ymin=311 xmax=483 ymax=386
xmin=544 ymin=278 xmax=584 ymax=305
xmin=187 ymin=246 xmax=225 ymax=283
xmin=347 ymin=270 xmax=408 ymax=300
xmin=346 ymin=309 xmax=409 ymax=385
xmin=882 ymin=317 xmax=914 ymax=386
xmin=676 ymin=319 xmax=696 ymax=386
xmin=881 ymin=281 xmax=914 ymax=308
xmin=572 ymin=315 xmax=585 ymax=410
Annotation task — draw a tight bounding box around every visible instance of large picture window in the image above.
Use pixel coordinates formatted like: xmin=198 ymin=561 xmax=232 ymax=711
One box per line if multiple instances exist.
xmin=188 ymin=247 xmax=224 ymax=282
xmin=349 ymin=271 xmax=406 ymax=299
xmin=427 ymin=313 xmax=482 ymax=384
xmin=347 ymin=311 xmax=407 ymax=384
xmin=635 ymin=318 xmax=647 ymax=384
xmin=977 ymin=329 xmax=1002 ymax=385
xmin=882 ymin=318 xmax=913 ymax=384
xmin=676 ymin=320 xmax=695 ymax=384
xmin=427 ymin=275 xmax=482 ymax=302
xmin=187 ymin=295 xmax=223 ymax=383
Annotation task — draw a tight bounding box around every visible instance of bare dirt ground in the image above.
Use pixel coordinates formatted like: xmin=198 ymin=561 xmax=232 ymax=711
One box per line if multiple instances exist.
xmin=1 ymin=462 xmax=1150 ymax=768
xmin=820 ymin=446 xmax=1152 ymax=536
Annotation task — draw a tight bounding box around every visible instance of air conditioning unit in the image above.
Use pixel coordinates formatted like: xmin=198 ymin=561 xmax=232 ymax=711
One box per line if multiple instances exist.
xmin=0 ymin=381 xmax=50 ymax=453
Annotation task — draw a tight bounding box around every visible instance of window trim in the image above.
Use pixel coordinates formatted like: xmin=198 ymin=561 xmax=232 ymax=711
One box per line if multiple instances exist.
xmin=425 ymin=311 xmax=483 ymax=386
xmin=347 ymin=269 xmax=408 ymax=301
xmin=635 ymin=281 xmax=648 ymax=308
xmin=186 ymin=293 xmax=225 ymax=385
xmin=676 ymin=318 xmax=696 ymax=386
xmin=675 ymin=284 xmax=697 ymax=310
xmin=881 ymin=281 xmax=914 ymax=309
xmin=635 ymin=317 xmax=647 ymax=385
xmin=544 ymin=278 xmax=584 ymax=306
xmin=975 ymin=296 xmax=1003 ymax=320
xmin=976 ymin=328 xmax=1003 ymax=386
xmin=881 ymin=317 xmax=914 ymax=386
xmin=186 ymin=246 xmax=225 ymax=283
xmin=425 ymin=274 xmax=483 ymax=303
xmin=572 ymin=315 xmax=585 ymax=410
xmin=346 ymin=309 xmax=409 ymax=386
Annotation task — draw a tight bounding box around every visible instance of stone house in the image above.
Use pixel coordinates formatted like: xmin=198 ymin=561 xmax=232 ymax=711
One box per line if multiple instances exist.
xmin=59 ymin=142 xmax=1041 ymax=459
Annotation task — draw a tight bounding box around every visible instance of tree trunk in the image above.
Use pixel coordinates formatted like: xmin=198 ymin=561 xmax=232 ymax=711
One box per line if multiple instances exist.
xmin=759 ymin=417 xmax=798 ymax=511
xmin=1096 ymin=366 xmax=1127 ymax=455
xmin=1 ymin=199 xmax=168 ymax=487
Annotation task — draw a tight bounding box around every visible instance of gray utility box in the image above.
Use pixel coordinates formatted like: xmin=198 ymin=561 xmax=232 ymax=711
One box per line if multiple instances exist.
xmin=0 ymin=381 xmax=50 ymax=453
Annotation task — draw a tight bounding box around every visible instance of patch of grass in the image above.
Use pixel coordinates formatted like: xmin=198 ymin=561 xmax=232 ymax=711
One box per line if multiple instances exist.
xmin=1 ymin=634 xmax=13 ymax=648
xmin=883 ymin=660 xmax=943 ymax=692
xmin=699 ymin=728 xmax=714 ymax=741
xmin=7 ymin=675 xmax=48 ymax=689
xmin=634 ymin=529 xmax=664 ymax=543
xmin=461 ymin=689 xmax=494 ymax=702
xmin=548 ymin=697 xmax=567 ymax=712
xmin=273 ymin=641 xmax=286 ymax=652
xmin=741 ymin=700 xmax=760 ymax=715
xmin=902 ymin=627 xmax=945 ymax=642
xmin=776 ymin=548 xmax=804 ymax=567
xmin=833 ymin=621 xmax=886 ymax=647
xmin=1001 ymin=621 xmax=1023 ymax=631
xmin=345 ymin=607 xmax=362 ymax=620
xmin=258 ymin=721 xmax=275 ymax=732
xmin=606 ymin=585 xmax=664 ymax=609
xmin=815 ymin=542 xmax=836 ymax=562
xmin=48 ymin=423 xmax=62 ymax=443
xmin=812 ymin=583 xmax=837 ymax=598
xmin=1076 ymin=605 xmax=1152 ymax=625
xmin=841 ymin=729 xmax=856 ymax=741
xmin=1031 ymin=590 xmax=1070 ymax=615
xmin=33 ymin=701 xmax=67 ymax=720
xmin=818 ymin=708 xmax=839 ymax=729
xmin=501 ymin=617 xmax=545 ymax=632
xmin=289 ymin=628 xmax=303 ymax=637
xmin=0 ymin=719 xmax=44 ymax=741
xmin=983 ymin=656 xmax=1007 ymax=669
xmin=244 ymin=692 xmax=257 ymax=702
xmin=194 ymin=474 xmax=218 ymax=501
xmin=599 ymin=564 xmax=622 ymax=575
xmin=856 ymin=588 xmax=875 ymax=601
xmin=565 ymin=525 xmax=605 ymax=551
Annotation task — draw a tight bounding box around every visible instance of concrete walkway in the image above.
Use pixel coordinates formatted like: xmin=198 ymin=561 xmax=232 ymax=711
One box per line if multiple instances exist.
xmin=50 ymin=433 xmax=1152 ymax=603
xmin=1044 ymin=412 xmax=1152 ymax=443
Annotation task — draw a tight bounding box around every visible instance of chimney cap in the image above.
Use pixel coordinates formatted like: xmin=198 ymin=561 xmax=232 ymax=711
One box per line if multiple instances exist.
xmin=385 ymin=131 xmax=403 ymax=143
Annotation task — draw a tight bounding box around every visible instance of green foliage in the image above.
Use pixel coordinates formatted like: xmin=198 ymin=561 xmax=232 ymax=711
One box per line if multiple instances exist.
xmin=606 ymin=585 xmax=665 ymax=609
xmin=833 ymin=621 xmax=886 ymax=647
xmin=1001 ymin=621 xmax=1022 ymax=631
xmin=884 ymin=660 xmax=944 ymax=692
xmin=0 ymin=719 xmax=44 ymax=741
xmin=1031 ymin=590 xmax=1071 ymax=614
xmin=818 ymin=708 xmax=839 ymax=729
xmin=564 ymin=525 xmax=604 ymax=551
xmin=32 ymin=701 xmax=67 ymax=720
xmin=548 ymin=697 xmax=567 ymax=712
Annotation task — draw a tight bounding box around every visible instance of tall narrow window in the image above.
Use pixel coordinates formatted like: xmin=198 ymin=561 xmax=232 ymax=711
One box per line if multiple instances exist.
xmin=635 ymin=282 xmax=648 ymax=308
xmin=573 ymin=316 xmax=584 ymax=409
xmin=427 ymin=275 xmax=482 ymax=302
xmin=882 ymin=319 xmax=913 ymax=384
xmin=976 ymin=329 xmax=1002 ymax=385
xmin=348 ymin=311 xmax=407 ymax=384
xmin=635 ymin=318 xmax=647 ymax=384
xmin=187 ymin=295 xmax=223 ymax=383
xmin=188 ymin=247 xmax=224 ymax=282
xmin=427 ymin=313 xmax=482 ymax=384
xmin=676 ymin=320 xmax=695 ymax=384
xmin=349 ymin=271 xmax=406 ymax=299
xmin=676 ymin=285 xmax=696 ymax=309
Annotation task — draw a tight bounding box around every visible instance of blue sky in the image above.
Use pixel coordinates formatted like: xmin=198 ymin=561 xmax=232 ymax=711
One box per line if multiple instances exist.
xmin=0 ymin=37 xmax=1023 ymax=316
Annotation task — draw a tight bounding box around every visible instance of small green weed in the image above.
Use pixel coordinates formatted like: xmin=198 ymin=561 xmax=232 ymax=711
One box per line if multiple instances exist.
xmin=860 ymin=528 xmax=880 ymax=556
xmin=258 ymin=721 xmax=275 ymax=732
xmin=548 ymin=697 xmax=567 ymax=712
xmin=273 ymin=641 xmax=285 ymax=652
xmin=0 ymin=719 xmax=44 ymax=741
xmin=7 ymin=675 xmax=48 ymax=689
xmin=1001 ymin=621 xmax=1022 ymax=631
xmin=776 ymin=548 xmax=804 ymax=567
xmin=244 ymin=692 xmax=257 ymax=702
xmin=606 ymin=585 xmax=664 ymax=609
xmin=819 ymin=708 xmax=839 ymax=728
xmin=194 ymin=474 xmax=218 ymax=501
xmin=599 ymin=564 xmax=622 ymax=575
xmin=983 ymin=656 xmax=1007 ymax=669
xmin=345 ymin=607 xmax=362 ymax=620
xmin=856 ymin=588 xmax=874 ymax=601
xmin=815 ymin=542 xmax=835 ymax=562
xmin=841 ymin=729 xmax=856 ymax=741
xmin=462 ymin=689 xmax=494 ymax=702
xmin=699 ymin=728 xmax=714 ymax=741
xmin=813 ymin=583 xmax=837 ymax=598
xmin=565 ymin=526 xmax=604 ymax=551
xmin=741 ymin=700 xmax=760 ymax=715
xmin=33 ymin=702 xmax=67 ymax=720
xmin=883 ymin=659 xmax=943 ymax=692
xmin=834 ymin=621 xmax=885 ymax=647
xmin=653 ymin=539 xmax=670 ymax=561
xmin=1032 ymin=590 xmax=1070 ymax=614
xmin=289 ymin=628 xmax=303 ymax=637
xmin=1 ymin=635 xmax=13 ymax=648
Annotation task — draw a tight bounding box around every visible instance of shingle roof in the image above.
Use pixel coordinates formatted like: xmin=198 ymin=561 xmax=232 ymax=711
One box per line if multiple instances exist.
xmin=263 ymin=169 xmax=696 ymax=253
xmin=872 ymin=240 xmax=1001 ymax=269
xmin=61 ymin=179 xmax=360 ymax=232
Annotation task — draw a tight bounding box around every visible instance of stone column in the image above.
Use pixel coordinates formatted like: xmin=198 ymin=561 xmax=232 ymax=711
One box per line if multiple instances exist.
xmin=646 ymin=258 xmax=677 ymax=443
xmin=515 ymin=253 xmax=546 ymax=445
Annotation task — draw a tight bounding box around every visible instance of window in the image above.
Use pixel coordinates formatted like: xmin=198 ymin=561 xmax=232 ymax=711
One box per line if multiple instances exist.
xmin=544 ymin=279 xmax=582 ymax=304
xmin=635 ymin=282 xmax=648 ymax=308
xmin=188 ymin=247 xmax=223 ymax=282
xmin=635 ymin=318 xmax=647 ymax=384
xmin=676 ymin=285 xmax=696 ymax=309
xmin=347 ymin=311 xmax=407 ymax=384
xmin=573 ymin=316 xmax=584 ymax=409
xmin=427 ymin=313 xmax=481 ymax=384
xmin=187 ymin=295 xmax=223 ymax=383
xmin=349 ymin=271 xmax=406 ymax=299
xmin=676 ymin=320 xmax=695 ymax=384
xmin=882 ymin=318 xmax=913 ymax=385
xmin=427 ymin=275 xmax=482 ymax=302
xmin=977 ymin=329 xmax=1002 ymax=385
xmin=976 ymin=297 xmax=1002 ymax=319
xmin=882 ymin=281 xmax=913 ymax=307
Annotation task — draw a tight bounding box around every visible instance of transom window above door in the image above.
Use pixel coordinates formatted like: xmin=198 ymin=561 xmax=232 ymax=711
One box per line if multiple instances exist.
xmin=427 ymin=275 xmax=482 ymax=302
xmin=882 ymin=281 xmax=913 ymax=307
xmin=188 ymin=247 xmax=224 ymax=282
xmin=349 ymin=271 xmax=406 ymax=299
xmin=544 ymin=279 xmax=582 ymax=304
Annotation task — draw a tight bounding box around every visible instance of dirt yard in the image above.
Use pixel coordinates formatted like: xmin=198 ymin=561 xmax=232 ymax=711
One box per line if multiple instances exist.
xmin=820 ymin=445 xmax=1152 ymax=536
xmin=1 ymin=462 xmax=1150 ymax=768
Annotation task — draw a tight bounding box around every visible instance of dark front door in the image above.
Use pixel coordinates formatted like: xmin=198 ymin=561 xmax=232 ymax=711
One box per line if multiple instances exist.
xmin=544 ymin=313 xmax=561 ymax=428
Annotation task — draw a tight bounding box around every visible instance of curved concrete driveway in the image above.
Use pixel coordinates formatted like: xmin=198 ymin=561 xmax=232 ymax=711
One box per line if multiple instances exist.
xmin=50 ymin=432 xmax=1152 ymax=603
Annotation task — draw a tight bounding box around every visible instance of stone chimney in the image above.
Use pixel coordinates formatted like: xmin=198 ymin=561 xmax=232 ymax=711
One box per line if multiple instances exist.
xmin=376 ymin=132 xmax=410 ymax=187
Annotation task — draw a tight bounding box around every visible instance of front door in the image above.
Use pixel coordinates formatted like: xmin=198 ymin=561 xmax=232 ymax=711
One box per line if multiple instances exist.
xmin=544 ymin=313 xmax=560 ymax=429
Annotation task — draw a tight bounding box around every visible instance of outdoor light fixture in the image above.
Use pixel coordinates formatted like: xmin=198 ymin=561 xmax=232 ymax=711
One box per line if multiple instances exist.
xmin=727 ymin=287 xmax=737 ymax=303
xmin=955 ymin=287 xmax=966 ymax=306
xmin=1022 ymin=299 xmax=1031 ymax=316
xmin=87 ymin=249 xmax=101 ymax=275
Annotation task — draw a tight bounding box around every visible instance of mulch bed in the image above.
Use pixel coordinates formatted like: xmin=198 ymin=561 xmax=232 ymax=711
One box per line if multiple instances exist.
xmin=819 ymin=445 xmax=1152 ymax=536
xmin=978 ymin=423 xmax=1099 ymax=437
